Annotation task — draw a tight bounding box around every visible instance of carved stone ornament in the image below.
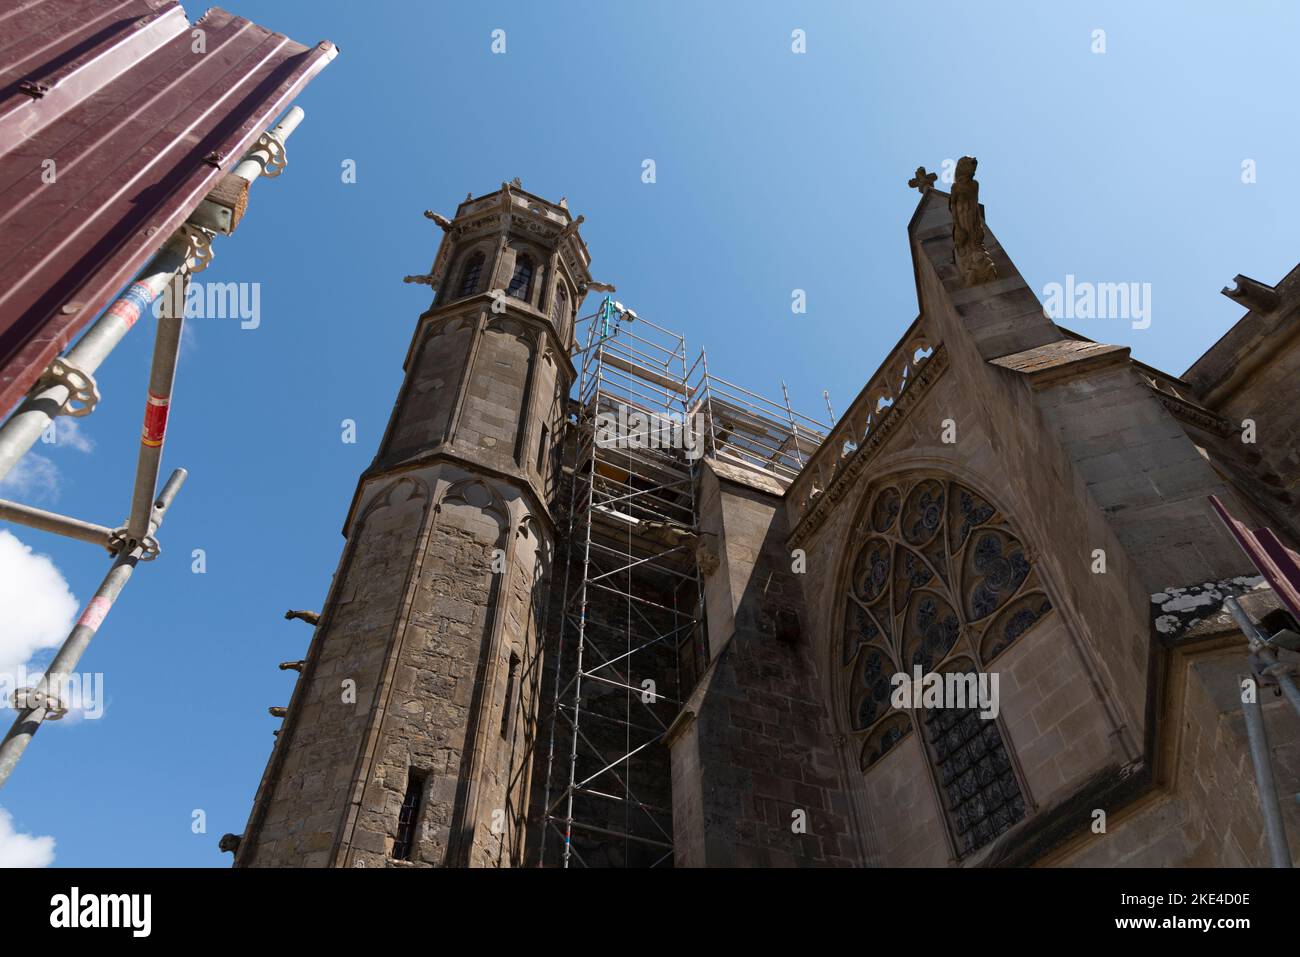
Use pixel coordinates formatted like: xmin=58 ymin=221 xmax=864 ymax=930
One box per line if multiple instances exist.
xmin=949 ymin=156 xmax=997 ymax=286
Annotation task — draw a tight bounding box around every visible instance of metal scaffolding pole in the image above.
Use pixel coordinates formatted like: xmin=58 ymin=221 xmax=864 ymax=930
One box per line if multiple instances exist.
xmin=1239 ymin=672 xmax=1293 ymax=868
xmin=126 ymin=272 xmax=187 ymax=541
xmin=1225 ymin=596 xmax=1300 ymax=720
xmin=0 ymin=498 xmax=114 ymax=550
xmin=0 ymin=469 xmax=187 ymax=789
xmin=0 ymin=246 xmax=191 ymax=484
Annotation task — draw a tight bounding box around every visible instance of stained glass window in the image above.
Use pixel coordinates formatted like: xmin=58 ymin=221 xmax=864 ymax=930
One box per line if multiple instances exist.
xmin=842 ymin=474 xmax=1052 ymax=855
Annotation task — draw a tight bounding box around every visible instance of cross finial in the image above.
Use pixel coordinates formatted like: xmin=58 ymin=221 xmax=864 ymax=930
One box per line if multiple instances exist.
xmin=908 ymin=166 xmax=937 ymax=194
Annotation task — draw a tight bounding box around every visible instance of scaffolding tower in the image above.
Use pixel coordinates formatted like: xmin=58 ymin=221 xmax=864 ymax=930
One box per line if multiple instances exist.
xmin=540 ymin=299 xmax=828 ymax=867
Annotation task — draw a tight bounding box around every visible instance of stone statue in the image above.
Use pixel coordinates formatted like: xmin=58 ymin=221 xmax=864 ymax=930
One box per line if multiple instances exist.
xmin=218 ymin=833 xmax=241 ymax=854
xmin=284 ymin=609 xmax=320 ymax=626
xmin=949 ymin=156 xmax=997 ymax=286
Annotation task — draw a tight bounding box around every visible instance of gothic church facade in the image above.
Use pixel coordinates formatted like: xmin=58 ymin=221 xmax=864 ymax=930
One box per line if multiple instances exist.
xmin=232 ymin=169 xmax=1300 ymax=868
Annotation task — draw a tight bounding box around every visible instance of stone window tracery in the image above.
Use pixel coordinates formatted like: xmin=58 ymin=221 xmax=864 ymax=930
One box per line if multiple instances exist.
xmin=841 ymin=474 xmax=1054 ymax=855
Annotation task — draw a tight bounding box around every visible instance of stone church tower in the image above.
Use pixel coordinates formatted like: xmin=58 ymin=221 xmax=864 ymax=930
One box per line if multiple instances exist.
xmin=234 ymin=183 xmax=592 ymax=867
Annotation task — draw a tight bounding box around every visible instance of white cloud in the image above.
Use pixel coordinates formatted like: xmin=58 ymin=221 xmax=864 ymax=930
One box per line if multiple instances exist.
xmin=0 ymin=453 xmax=61 ymax=504
xmin=54 ymin=419 xmax=94 ymax=454
xmin=0 ymin=807 xmax=55 ymax=867
xmin=0 ymin=530 xmax=77 ymax=679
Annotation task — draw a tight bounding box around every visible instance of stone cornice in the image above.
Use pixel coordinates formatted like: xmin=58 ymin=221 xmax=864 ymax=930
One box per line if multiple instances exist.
xmin=339 ymin=446 xmax=558 ymax=544
xmin=1153 ymin=388 xmax=1234 ymax=437
xmin=411 ymin=299 xmax=578 ymax=384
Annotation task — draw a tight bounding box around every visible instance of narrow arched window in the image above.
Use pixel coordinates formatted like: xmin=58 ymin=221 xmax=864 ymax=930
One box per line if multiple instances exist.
xmin=508 ymin=254 xmax=534 ymax=301
xmin=551 ymin=283 xmax=569 ymax=327
xmin=458 ymin=251 xmax=485 ymax=298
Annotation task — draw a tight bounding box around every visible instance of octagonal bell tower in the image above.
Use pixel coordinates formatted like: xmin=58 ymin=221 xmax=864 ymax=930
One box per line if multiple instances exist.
xmin=235 ymin=183 xmax=595 ymax=868
xmin=376 ymin=181 xmax=593 ymax=493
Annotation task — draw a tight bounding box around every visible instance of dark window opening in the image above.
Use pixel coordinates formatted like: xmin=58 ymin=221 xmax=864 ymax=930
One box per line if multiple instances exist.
xmin=458 ymin=251 xmax=485 ymax=298
xmin=536 ymin=425 xmax=549 ymax=474
xmin=551 ymin=283 xmax=569 ymax=326
xmin=392 ymin=768 xmax=426 ymax=861
xmin=507 ymin=255 xmax=534 ymax=301
xmin=501 ymin=652 xmax=520 ymax=740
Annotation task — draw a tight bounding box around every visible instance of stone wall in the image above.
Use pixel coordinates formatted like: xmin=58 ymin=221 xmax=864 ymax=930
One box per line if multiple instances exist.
xmin=670 ymin=461 xmax=855 ymax=866
xmin=236 ymin=474 xmax=430 ymax=867
xmin=380 ymin=313 xmax=473 ymax=462
xmin=236 ymin=466 xmax=550 ymax=868
xmin=1184 ymin=265 xmax=1300 ymax=510
xmin=1050 ymin=590 xmax=1300 ymax=866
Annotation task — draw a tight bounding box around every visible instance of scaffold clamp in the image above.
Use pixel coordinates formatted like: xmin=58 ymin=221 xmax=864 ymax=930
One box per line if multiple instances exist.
xmin=255 ymin=129 xmax=288 ymax=178
xmin=108 ymin=525 xmax=161 ymax=561
xmin=172 ymin=223 xmax=215 ymax=275
xmin=10 ymin=687 xmax=67 ymax=721
xmin=42 ymin=357 xmax=100 ymax=417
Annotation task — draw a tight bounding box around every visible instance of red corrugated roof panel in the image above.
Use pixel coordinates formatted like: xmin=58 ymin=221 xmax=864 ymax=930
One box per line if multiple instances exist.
xmin=0 ymin=0 xmax=336 ymax=413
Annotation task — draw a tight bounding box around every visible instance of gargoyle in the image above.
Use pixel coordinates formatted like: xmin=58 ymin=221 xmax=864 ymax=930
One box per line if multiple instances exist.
xmin=558 ymin=214 xmax=585 ymax=241
xmin=639 ymin=519 xmax=698 ymax=550
xmin=422 ymin=210 xmax=453 ymax=231
xmin=284 ymin=609 xmax=320 ymax=626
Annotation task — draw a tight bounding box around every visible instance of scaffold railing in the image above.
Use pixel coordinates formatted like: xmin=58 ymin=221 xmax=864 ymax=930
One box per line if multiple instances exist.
xmin=686 ymin=350 xmax=828 ymax=482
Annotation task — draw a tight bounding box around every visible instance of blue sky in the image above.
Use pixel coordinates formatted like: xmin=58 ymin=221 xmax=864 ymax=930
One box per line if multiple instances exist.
xmin=0 ymin=0 xmax=1295 ymax=866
